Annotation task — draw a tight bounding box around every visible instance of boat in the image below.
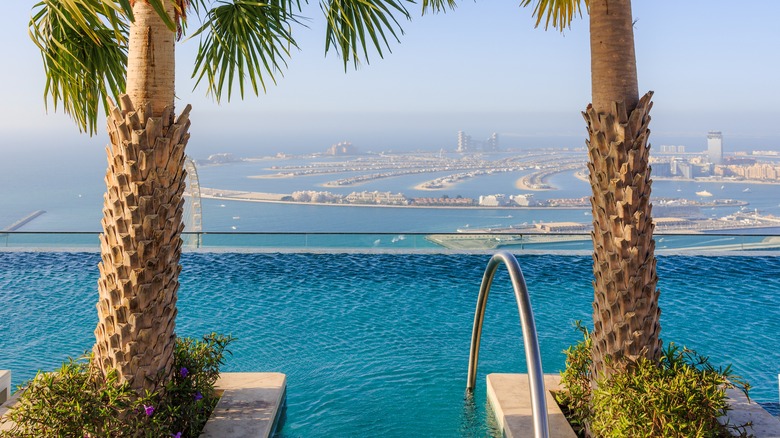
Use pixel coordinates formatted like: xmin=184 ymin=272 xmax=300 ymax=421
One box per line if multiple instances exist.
xmin=743 ymin=188 xmax=751 ymax=193
xmin=695 ymin=190 xmax=713 ymax=197
xmin=233 ymin=216 xmax=241 ymax=220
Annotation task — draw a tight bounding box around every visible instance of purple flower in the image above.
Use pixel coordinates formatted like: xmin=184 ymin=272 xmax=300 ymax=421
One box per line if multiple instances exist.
xmin=143 ymin=404 xmax=155 ymax=416
xmin=179 ymin=367 xmax=189 ymax=378
xmin=194 ymin=391 xmax=203 ymax=401
xmin=171 ymin=433 xmax=182 ymax=438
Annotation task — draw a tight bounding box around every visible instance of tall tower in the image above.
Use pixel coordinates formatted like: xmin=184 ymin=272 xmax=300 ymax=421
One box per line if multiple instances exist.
xmin=485 ymin=133 xmax=499 ymax=152
xmin=457 ymin=131 xmax=471 ymax=152
xmin=707 ymin=131 xmax=723 ymax=165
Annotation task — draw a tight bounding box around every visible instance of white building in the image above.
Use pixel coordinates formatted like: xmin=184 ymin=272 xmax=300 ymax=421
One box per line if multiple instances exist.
xmin=478 ymin=194 xmax=508 ymax=207
xmin=707 ymin=131 xmax=723 ymax=165
xmin=510 ymin=194 xmax=536 ymax=206
xmin=457 ymin=131 xmax=471 ymax=152
xmin=346 ymin=191 xmax=408 ymax=205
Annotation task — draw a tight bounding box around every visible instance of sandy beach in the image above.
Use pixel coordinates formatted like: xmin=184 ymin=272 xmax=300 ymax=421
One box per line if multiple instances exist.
xmin=514 ymin=176 xmax=554 ymax=191
xmin=412 ymin=181 xmax=457 ymax=191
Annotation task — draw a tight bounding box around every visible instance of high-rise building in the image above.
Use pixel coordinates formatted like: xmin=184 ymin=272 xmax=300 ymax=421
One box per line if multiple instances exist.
xmin=457 ymin=131 xmax=472 ymax=152
xmin=707 ymin=131 xmax=723 ymax=165
xmin=484 ymin=133 xmax=499 ymax=152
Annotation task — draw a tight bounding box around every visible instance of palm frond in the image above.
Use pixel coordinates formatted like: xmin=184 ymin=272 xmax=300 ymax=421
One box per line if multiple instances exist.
xmin=321 ymin=0 xmax=412 ymax=70
xmin=421 ymin=0 xmax=458 ymax=15
xmin=29 ymin=1 xmax=128 ymax=134
xmin=520 ymin=0 xmax=586 ymax=31
xmin=190 ymin=0 xmax=299 ymax=103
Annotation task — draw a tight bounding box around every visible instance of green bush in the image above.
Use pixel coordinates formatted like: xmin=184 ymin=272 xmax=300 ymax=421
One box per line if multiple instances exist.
xmin=555 ymin=324 xmax=751 ymax=438
xmin=555 ymin=321 xmax=593 ymax=433
xmin=0 ymin=333 xmax=234 ymax=438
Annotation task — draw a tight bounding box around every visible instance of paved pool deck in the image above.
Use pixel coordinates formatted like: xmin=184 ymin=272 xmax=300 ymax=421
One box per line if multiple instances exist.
xmin=200 ymin=372 xmax=287 ymax=438
xmin=487 ymin=373 xmax=576 ymax=438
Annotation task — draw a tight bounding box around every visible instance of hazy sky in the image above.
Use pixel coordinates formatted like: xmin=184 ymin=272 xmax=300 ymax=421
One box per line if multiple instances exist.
xmin=1 ymin=1 xmax=779 ymax=157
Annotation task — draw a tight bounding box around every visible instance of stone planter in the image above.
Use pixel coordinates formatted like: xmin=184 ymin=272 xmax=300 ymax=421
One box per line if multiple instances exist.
xmin=0 ymin=371 xmax=9 ymax=405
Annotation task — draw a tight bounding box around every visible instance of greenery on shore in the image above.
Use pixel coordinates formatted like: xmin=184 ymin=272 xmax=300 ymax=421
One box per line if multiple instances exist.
xmin=555 ymin=323 xmax=752 ymax=438
xmin=0 ymin=334 xmax=233 ymax=438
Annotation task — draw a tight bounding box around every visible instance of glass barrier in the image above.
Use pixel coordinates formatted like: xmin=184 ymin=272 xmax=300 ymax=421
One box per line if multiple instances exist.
xmin=2 ymin=231 xmax=779 ymax=254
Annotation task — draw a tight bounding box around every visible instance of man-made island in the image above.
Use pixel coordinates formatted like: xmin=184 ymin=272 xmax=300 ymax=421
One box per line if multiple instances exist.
xmin=198 ymin=187 xmax=747 ymax=212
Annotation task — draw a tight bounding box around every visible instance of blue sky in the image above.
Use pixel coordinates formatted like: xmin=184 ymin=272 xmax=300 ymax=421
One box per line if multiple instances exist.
xmin=1 ymin=1 xmax=779 ymax=157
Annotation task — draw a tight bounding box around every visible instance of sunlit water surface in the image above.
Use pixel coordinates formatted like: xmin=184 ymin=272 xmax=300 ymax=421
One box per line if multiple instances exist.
xmin=0 ymin=252 xmax=778 ymax=436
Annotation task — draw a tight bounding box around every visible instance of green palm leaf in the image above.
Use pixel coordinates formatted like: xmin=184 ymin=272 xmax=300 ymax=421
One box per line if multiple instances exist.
xmin=190 ymin=0 xmax=299 ymax=102
xmin=322 ymin=0 xmax=411 ymax=70
xmin=420 ymin=0 xmax=457 ymax=15
xmin=30 ymin=0 xmax=128 ymax=134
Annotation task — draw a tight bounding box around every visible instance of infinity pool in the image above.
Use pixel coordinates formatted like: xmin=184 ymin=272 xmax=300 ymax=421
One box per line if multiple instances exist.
xmin=1 ymin=252 xmax=778 ymax=436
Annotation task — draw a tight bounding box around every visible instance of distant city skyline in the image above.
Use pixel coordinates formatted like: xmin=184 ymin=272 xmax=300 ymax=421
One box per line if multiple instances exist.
xmin=1 ymin=1 xmax=779 ymax=158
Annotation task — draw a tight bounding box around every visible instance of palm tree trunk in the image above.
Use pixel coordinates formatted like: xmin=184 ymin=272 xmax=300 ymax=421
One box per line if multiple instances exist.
xmin=92 ymin=1 xmax=190 ymax=393
xmin=589 ymin=0 xmax=639 ymax=115
xmin=126 ymin=1 xmax=176 ymax=116
xmin=586 ymin=0 xmax=661 ymax=382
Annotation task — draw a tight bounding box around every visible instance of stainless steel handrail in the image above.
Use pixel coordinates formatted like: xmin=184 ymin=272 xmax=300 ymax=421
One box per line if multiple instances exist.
xmin=466 ymin=251 xmax=549 ymax=438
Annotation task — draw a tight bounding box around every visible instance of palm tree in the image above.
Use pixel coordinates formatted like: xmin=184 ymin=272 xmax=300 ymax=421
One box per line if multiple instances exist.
xmin=28 ymin=0 xmax=422 ymax=393
xmin=583 ymin=0 xmax=661 ymax=381
xmin=521 ymin=0 xmax=661 ymax=381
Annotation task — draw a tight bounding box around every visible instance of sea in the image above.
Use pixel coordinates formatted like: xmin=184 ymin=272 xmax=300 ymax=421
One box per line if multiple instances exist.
xmin=1 ymin=149 xmax=780 ymax=234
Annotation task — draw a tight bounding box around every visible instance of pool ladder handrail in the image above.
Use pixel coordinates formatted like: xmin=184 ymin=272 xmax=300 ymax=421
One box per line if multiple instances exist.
xmin=467 ymin=251 xmax=549 ymax=438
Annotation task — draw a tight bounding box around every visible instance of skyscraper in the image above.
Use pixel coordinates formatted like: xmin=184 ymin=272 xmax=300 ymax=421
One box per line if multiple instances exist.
xmin=484 ymin=133 xmax=499 ymax=152
xmin=707 ymin=131 xmax=723 ymax=165
xmin=457 ymin=131 xmax=471 ymax=152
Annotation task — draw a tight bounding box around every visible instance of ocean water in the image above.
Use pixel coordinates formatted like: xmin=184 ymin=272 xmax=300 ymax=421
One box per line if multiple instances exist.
xmin=2 ymin=151 xmax=779 ymax=233
xmin=0 ymin=252 xmax=778 ymax=436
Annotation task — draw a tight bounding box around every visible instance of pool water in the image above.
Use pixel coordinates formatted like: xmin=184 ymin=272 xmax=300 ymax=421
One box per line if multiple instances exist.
xmin=1 ymin=252 xmax=778 ymax=436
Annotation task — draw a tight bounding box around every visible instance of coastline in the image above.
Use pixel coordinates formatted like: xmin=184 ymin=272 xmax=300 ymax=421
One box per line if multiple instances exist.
xmin=514 ymin=176 xmax=555 ymax=191
xmin=575 ymin=170 xmax=780 ymax=186
xmin=515 ymin=164 xmax=585 ymax=191
xmin=197 ymin=190 xmax=588 ymax=210
xmin=412 ymin=181 xmax=457 ymax=191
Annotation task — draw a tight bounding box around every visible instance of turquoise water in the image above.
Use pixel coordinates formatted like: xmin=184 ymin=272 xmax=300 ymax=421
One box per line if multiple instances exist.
xmin=0 ymin=252 xmax=778 ymax=435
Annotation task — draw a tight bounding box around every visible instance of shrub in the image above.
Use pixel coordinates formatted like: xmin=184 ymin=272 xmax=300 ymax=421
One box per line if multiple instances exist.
xmin=0 ymin=333 xmax=234 ymax=438
xmin=555 ymin=324 xmax=751 ymax=438
xmin=555 ymin=321 xmax=592 ymax=434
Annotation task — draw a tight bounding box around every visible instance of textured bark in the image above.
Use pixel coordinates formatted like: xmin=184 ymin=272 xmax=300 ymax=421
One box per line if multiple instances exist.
xmin=126 ymin=1 xmax=176 ymax=116
xmin=584 ymin=91 xmax=661 ymax=380
xmin=91 ymin=0 xmax=186 ymax=393
xmin=589 ymin=0 xmax=639 ymax=114
xmin=93 ymin=95 xmax=191 ymax=392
